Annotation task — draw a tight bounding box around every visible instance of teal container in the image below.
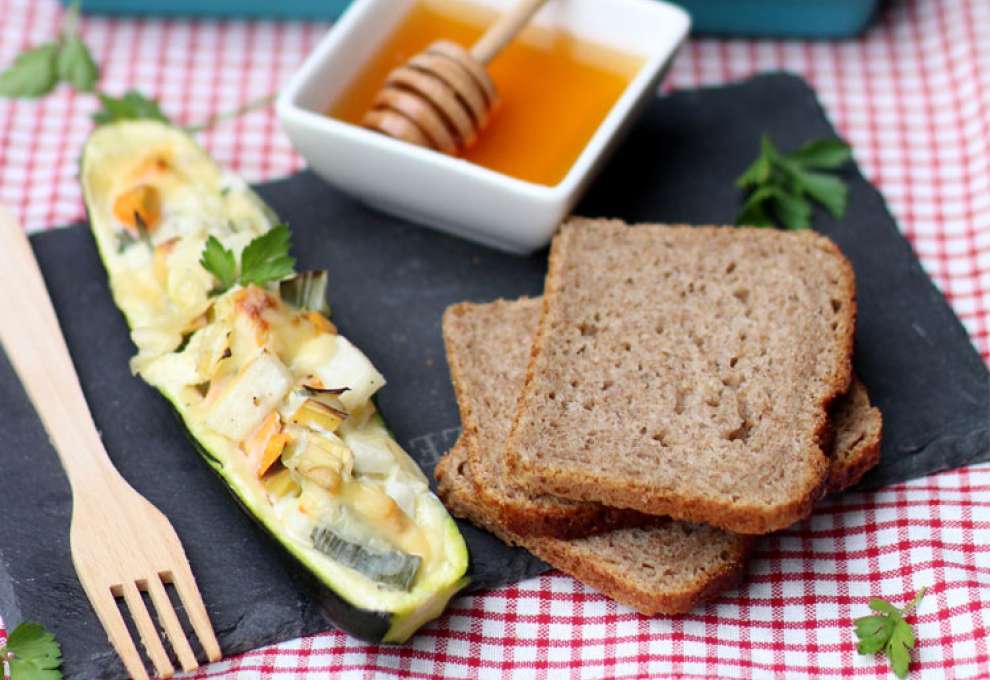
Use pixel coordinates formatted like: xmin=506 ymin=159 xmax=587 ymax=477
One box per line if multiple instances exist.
xmin=673 ymin=0 xmax=879 ymax=38
xmin=63 ymin=0 xmax=879 ymax=38
xmin=62 ymin=0 xmax=351 ymax=19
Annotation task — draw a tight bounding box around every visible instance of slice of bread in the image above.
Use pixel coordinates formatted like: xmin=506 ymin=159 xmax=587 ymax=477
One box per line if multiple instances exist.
xmin=827 ymin=377 xmax=883 ymax=493
xmin=443 ymin=298 xmax=648 ymax=538
xmin=506 ymin=219 xmax=857 ymax=535
xmin=435 ymin=440 xmax=751 ymax=615
xmin=436 ymin=296 xmax=879 ymax=615
xmin=447 ymin=297 xmax=880 ymax=504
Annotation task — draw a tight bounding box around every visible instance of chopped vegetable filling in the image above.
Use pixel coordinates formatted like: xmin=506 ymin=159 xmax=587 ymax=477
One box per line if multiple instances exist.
xmin=311 ymin=526 xmax=421 ymax=591
xmin=113 ymin=183 xmax=161 ymax=232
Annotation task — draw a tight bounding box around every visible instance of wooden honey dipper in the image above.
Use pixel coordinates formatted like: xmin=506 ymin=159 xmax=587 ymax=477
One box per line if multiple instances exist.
xmin=362 ymin=0 xmax=550 ymax=154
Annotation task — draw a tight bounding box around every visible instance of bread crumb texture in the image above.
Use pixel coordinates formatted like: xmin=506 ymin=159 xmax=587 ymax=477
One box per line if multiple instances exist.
xmin=442 ymin=298 xmax=649 ymax=538
xmin=507 ymin=219 xmax=857 ymax=534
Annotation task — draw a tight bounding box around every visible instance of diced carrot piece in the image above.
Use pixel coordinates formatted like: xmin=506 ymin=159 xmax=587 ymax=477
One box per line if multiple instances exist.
xmin=113 ymin=184 xmax=161 ymax=232
xmin=242 ymin=411 xmax=282 ymax=473
xmin=257 ymin=433 xmax=289 ymax=477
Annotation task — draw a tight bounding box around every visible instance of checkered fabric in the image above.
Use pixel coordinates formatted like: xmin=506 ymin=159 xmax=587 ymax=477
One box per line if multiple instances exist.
xmin=0 ymin=0 xmax=987 ymax=678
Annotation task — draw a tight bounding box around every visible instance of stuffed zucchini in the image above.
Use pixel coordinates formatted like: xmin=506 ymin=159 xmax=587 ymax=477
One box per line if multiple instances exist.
xmin=80 ymin=120 xmax=469 ymax=643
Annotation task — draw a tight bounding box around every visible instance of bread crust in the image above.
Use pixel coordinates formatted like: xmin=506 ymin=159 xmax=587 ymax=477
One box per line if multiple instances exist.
xmin=434 ymin=316 xmax=879 ymax=614
xmin=826 ymin=378 xmax=883 ymax=493
xmin=505 ymin=219 xmax=857 ymax=535
xmin=528 ymin=527 xmax=751 ymax=616
xmin=435 ymin=438 xmax=751 ymax=615
xmin=828 ymin=435 xmax=882 ymax=493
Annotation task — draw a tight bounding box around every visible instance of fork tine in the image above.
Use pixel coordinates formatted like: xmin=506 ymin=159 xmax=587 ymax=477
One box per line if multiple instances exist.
xmin=121 ymin=581 xmax=175 ymax=679
xmin=169 ymin=568 xmax=222 ymax=662
xmin=147 ymin=575 xmax=199 ymax=672
xmin=90 ymin=587 xmax=151 ymax=680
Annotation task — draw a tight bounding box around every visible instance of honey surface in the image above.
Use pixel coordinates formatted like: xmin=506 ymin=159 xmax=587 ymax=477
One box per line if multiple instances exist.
xmin=328 ymin=0 xmax=644 ymax=186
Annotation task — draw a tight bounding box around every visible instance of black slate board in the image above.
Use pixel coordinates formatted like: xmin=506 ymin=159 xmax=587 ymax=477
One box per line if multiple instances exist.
xmin=1 ymin=73 xmax=986 ymax=679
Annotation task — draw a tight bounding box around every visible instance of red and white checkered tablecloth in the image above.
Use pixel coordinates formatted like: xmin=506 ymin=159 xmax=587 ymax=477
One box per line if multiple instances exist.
xmin=1 ymin=0 xmax=987 ymax=678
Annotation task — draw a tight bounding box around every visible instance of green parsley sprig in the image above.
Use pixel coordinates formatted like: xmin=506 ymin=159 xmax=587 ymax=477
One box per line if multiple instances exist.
xmin=736 ymin=134 xmax=853 ymax=230
xmin=92 ymin=90 xmax=169 ymax=127
xmin=854 ymin=587 xmax=927 ymax=678
xmin=200 ymin=224 xmax=297 ymax=295
xmin=1 ymin=621 xmax=63 ymax=680
xmin=0 ymin=2 xmax=97 ymax=98
xmin=0 ymin=1 xmax=271 ymax=130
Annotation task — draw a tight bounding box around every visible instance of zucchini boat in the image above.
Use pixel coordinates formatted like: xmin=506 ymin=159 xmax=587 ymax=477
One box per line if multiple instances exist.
xmin=80 ymin=120 xmax=469 ymax=643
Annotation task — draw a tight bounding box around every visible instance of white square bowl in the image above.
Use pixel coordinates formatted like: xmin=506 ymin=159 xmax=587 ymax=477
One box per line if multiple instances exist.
xmin=277 ymin=0 xmax=690 ymax=254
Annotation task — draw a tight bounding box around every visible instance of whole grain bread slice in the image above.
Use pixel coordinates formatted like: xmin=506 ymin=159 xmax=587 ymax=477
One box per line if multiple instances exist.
xmin=448 ymin=297 xmax=880 ymax=506
xmin=506 ymin=219 xmax=857 ymax=535
xmin=443 ymin=297 xmax=648 ymax=538
xmin=436 ymin=298 xmax=879 ymax=614
xmin=435 ymin=440 xmax=751 ymax=615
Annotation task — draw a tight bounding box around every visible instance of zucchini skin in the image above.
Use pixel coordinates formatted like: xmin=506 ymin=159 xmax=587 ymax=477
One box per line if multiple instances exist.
xmin=80 ymin=122 xmax=470 ymax=645
xmin=183 ymin=428 xmax=394 ymax=642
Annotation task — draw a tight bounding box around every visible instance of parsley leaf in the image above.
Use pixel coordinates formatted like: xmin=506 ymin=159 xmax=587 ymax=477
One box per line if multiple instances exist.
xmin=736 ymin=134 xmax=777 ymax=189
xmin=2 ymin=621 xmax=62 ymax=680
xmin=795 ymin=169 xmax=848 ymax=218
xmin=737 ymin=186 xmax=780 ymax=228
xmin=92 ymin=90 xmax=170 ymax=126
xmin=789 ymin=137 xmax=853 ymax=169
xmin=240 ymin=224 xmax=296 ymax=286
xmin=199 ymin=225 xmax=296 ymax=295
xmin=853 ymin=587 xmax=927 ymax=678
xmin=56 ymin=36 xmax=99 ymax=92
xmin=0 ymin=2 xmax=98 ymax=99
xmin=54 ymin=2 xmax=98 ymax=93
xmin=0 ymin=44 xmax=60 ymax=98
xmin=735 ymin=133 xmax=852 ymax=230
xmin=855 ymin=615 xmax=894 ymax=654
xmin=200 ymin=236 xmax=238 ymax=294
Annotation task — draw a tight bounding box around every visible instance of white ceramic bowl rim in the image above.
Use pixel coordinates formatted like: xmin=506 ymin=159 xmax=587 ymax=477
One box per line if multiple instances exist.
xmin=277 ymin=0 xmax=691 ymax=198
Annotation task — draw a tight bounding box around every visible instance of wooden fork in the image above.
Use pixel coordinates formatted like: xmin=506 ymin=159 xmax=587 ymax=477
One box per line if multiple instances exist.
xmin=0 ymin=205 xmax=221 ymax=679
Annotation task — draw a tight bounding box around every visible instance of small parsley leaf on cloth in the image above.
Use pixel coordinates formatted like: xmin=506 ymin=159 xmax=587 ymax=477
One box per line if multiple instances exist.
xmin=854 ymin=587 xmax=927 ymax=678
xmin=92 ymin=90 xmax=170 ymax=126
xmin=56 ymin=36 xmax=99 ymax=92
xmin=200 ymin=236 xmax=238 ymax=294
xmin=240 ymin=224 xmax=296 ymax=286
xmin=0 ymin=1 xmax=269 ymax=130
xmin=1 ymin=621 xmax=63 ymax=680
xmin=735 ymin=134 xmax=852 ymax=229
xmin=55 ymin=2 xmax=98 ymax=93
xmin=0 ymin=2 xmax=98 ymax=99
xmin=0 ymin=44 xmax=60 ymax=98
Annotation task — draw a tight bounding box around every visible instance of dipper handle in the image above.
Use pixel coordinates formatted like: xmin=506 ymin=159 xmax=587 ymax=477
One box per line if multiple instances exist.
xmin=469 ymin=0 xmax=550 ymax=65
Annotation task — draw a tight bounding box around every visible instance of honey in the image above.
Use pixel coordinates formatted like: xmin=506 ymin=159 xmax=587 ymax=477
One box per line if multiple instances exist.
xmin=328 ymin=0 xmax=644 ymax=186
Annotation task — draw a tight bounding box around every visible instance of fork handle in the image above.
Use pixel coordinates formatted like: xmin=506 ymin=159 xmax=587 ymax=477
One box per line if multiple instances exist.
xmin=0 ymin=205 xmax=120 ymax=492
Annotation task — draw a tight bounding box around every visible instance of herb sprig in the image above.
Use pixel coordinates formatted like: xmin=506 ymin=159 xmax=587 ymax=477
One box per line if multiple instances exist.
xmin=0 ymin=3 xmax=97 ymax=98
xmin=200 ymin=225 xmax=297 ymax=295
xmin=0 ymin=1 xmax=270 ymax=130
xmin=1 ymin=621 xmax=63 ymax=680
xmin=736 ymin=134 xmax=853 ymax=230
xmin=92 ymin=90 xmax=169 ymax=127
xmin=854 ymin=587 xmax=927 ymax=678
